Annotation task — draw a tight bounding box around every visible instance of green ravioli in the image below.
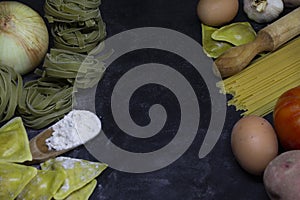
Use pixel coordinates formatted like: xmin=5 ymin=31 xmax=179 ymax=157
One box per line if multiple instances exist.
xmin=202 ymin=23 xmax=233 ymax=58
xmin=17 ymin=169 xmax=66 ymax=200
xmin=0 ymin=162 xmax=37 ymax=200
xmin=0 ymin=117 xmax=32 ymax=163
xmin=41 ymin=157 xmax=107 ymax=200
xmin=211 ymin=22 xmax=256 ymax=46
xmin=64 ymin=179 xmax=97 ymax=200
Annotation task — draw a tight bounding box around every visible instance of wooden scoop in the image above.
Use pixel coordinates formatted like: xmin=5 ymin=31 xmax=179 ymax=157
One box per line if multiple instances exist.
xmin=214 ymin=7 xmax=300 ymax=78
xmin=28 ymin=128 xmax=74 ymax=164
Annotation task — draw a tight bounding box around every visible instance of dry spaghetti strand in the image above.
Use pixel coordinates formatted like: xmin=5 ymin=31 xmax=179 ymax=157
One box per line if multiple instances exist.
xmin=218 ymin=36 xmax=300 ymax=117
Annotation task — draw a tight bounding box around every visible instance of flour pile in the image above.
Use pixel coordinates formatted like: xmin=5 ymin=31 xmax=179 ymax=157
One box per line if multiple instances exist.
xmin=46 ymin=110 xmax=101 ymax=151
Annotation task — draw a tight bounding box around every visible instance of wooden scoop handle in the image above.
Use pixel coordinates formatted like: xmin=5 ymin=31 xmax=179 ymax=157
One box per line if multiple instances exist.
xmin=26 ymin=128 xmax=71 ymax=164
xmin=214 ymin=7 xmax=300 ymax=78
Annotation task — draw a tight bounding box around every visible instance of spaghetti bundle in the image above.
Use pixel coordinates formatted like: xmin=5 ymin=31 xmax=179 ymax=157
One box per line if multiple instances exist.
xmin=218 ymin=37 xmax=300 ymax=117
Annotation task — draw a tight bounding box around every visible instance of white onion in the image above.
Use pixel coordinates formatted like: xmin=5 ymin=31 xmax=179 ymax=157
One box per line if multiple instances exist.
xmin=0 ymin=1 xmax=49 ymax=75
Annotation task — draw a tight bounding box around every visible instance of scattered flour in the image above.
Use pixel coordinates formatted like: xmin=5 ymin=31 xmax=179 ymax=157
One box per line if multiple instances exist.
xmin=56 ymin=157 xmax=77 ymax=169
xmin=45 ymin=110 xmax=101 ymax=151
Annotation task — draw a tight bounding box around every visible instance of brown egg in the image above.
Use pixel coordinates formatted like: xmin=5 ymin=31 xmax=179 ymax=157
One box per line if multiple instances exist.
xmin=197 ymin=0 xmax=239 ymax=27
xmin=231 ymin=115 xmax=278 ymax=176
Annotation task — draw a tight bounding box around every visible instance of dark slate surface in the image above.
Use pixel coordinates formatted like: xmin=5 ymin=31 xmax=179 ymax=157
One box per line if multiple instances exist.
xmin=15 ymin=0 xmax=292 ymax=199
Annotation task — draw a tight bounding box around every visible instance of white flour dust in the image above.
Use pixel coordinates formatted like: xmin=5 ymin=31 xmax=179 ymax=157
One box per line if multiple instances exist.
xmin=45 ymin=110 xmax=101 ymax=151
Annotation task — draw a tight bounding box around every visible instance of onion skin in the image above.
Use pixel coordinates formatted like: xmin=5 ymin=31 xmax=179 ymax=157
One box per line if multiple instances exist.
xmin=0 ymin=1 xmax=49 ymax=75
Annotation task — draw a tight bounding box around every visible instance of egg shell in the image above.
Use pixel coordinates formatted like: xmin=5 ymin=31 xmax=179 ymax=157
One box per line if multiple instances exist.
xmin=231 ymin=115 xmax=278 ymax=175
xmin=197 ymin=0 xmax=239 ymax=27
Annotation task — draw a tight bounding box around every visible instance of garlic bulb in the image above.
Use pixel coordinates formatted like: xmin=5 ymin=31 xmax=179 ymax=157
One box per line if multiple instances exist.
xmin=0 ymin=1 xmax=49 ymax=75
xmin=243 ymin=0 xmax=284 ymax=23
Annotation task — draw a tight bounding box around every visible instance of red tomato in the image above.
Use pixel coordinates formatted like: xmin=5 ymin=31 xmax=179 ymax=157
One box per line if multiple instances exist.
xmin=274 ymin=86 xmax=300 ymax=150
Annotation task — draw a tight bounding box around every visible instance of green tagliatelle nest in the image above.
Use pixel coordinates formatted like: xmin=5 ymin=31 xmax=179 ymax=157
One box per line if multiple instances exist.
xmin=36 ymin=48 xmax=106 ymax=88
xmin=0 ymin=64 xmax=73 ymax=129
xmin=14 ymin=0 xmax=109 ymax=129
xmin=0 ymin=64 xmax=23 ymax=123
xmin=17 ymin=78 xmax=73 ymax=129
xmin=22 ymin=47 xmax=109 ymax=129
xmin=44 ymin=0 xmax=106 ymax=53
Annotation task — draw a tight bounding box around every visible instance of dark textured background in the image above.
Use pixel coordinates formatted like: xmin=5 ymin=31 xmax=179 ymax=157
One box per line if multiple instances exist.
xmin=12 ymin=0 xmax=294 ymax=199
